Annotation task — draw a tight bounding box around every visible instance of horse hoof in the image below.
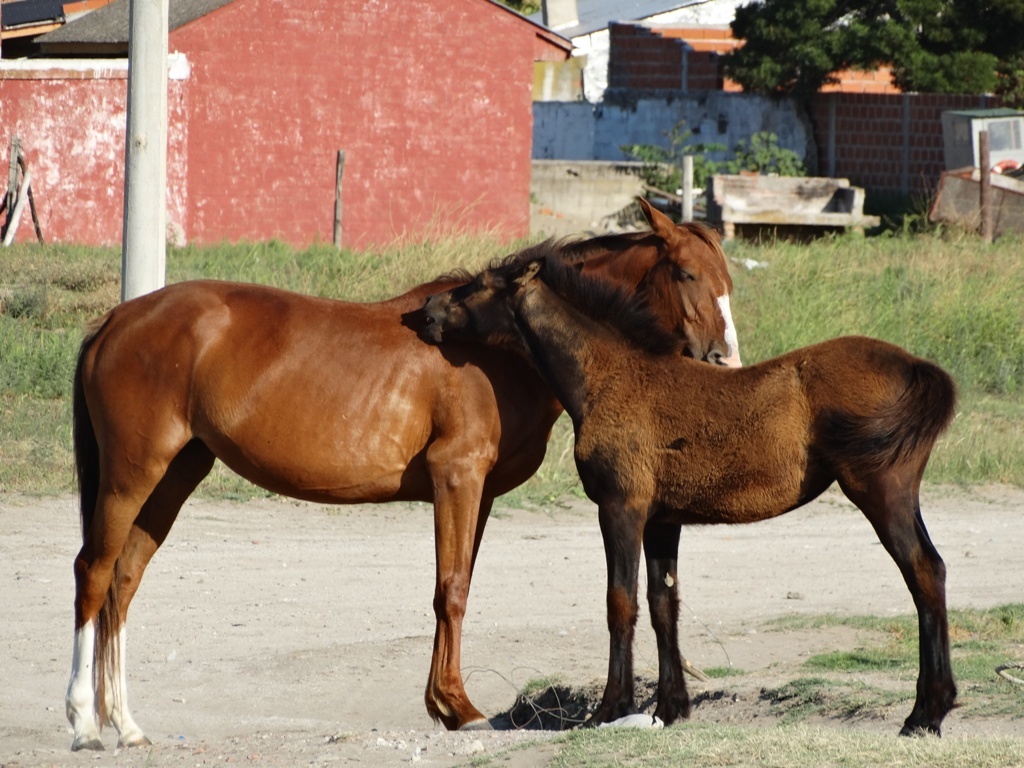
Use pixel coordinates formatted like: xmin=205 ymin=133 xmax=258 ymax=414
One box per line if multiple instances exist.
xmin=899 ymin=723 xmax=940 ymax=738
xmin=71 ymin=736 xmax=105 ymax=752
xmin=118 ymin=734 xmax=153 ymax=748
xmin=459 ymin=718 xmax=493 ymax=731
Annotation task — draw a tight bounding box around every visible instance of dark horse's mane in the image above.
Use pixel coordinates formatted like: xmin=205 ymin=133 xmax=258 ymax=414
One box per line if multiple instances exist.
xmin=492 ymin=241 xmax=679 ymax=356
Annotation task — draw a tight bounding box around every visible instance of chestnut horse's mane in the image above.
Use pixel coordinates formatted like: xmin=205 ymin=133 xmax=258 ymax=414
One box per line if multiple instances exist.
xmin=558 ymin=221 xmax=724 ymax=263
xmin=491 ymin=241 xmax=680 ymax=357
xmin=557 ymin=231 xmax=658 ymax=262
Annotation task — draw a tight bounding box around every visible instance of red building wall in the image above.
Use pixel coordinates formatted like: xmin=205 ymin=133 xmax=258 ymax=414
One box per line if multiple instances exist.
xmin=0 ymin=64 xmax=180 ymax=247
xmin=0 ymin=0 xmax=544 ymax=248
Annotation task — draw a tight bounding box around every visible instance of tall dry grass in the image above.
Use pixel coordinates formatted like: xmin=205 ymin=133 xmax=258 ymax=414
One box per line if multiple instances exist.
xmin=1 ymin=227 xmax=1021 ymax=497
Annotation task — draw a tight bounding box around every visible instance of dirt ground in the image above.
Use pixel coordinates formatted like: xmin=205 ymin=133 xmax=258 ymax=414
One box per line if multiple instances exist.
xmin=2 ymin=484 xmax=1021 ymax=767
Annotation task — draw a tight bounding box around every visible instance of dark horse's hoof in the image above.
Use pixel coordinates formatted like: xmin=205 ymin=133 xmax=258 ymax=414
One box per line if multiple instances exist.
xmin=459 ymin=718 xmax=493 ymax=731
xmin=899 ymin=722 xmax=941 ymax=737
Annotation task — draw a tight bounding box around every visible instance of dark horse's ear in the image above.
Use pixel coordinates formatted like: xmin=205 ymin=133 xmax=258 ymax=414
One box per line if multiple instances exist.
xmin=514 ymin=258 xmax=544 ymax=287
xmin=637 ymin=196 xmax=678 ymax=243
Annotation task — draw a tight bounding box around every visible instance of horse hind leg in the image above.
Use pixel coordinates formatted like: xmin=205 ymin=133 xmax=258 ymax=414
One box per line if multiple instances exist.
xmin=839 ymin=471 xmax=956 ymax=736
xmin=67 ymin=440 xmax=214 ymax=750
xmin=643 ymin=521 xmax=690 ymax=725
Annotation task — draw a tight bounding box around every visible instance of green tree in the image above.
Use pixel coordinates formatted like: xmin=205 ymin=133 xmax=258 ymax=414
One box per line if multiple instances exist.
xmin=724 ymin=0 xmax=1024 ymax=96
xmin=996 ymin=54 xmax=1024 ymax=108
xmin=496 ymin=0 xmax=542 ymax=14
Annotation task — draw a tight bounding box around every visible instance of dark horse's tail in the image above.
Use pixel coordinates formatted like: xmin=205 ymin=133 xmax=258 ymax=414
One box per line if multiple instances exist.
xmin=828 ymin=357 xmax=957 ymax=473
xmin=73 ymin=314 xmax=121 ymax=727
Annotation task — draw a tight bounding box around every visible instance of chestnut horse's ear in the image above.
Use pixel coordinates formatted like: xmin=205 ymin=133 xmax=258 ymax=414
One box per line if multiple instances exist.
xmin=637 ymin=196 xmax=678 ymax=242
xmin=514 ymin=258 xmax=544 ymax=286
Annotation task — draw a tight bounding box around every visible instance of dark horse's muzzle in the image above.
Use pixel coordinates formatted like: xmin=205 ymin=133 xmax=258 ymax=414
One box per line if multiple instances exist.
xmin=420 ymin=293 xmax=450 ymax=343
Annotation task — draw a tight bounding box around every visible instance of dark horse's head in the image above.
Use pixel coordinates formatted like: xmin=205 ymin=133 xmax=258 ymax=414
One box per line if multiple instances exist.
xmin=420 ymin=243 xmax=556 ymax=354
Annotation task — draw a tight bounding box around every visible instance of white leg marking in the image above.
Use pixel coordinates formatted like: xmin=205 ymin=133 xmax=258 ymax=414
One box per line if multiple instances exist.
xmin=717 ymin=294 xmax=742 ymax=367
xmin=107 ymin=626 xmax=150 ymax=748
xmin=67 ymin=621 xmax=104 ymax=751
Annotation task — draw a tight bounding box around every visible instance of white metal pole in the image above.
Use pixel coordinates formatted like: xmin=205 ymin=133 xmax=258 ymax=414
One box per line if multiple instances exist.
xmin=121 ymin=0 xmax=169 ymax=302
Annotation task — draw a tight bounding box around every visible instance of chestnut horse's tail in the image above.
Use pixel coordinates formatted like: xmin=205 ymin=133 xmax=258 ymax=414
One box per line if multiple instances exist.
xmin=827 ymin=358 xmax=957 ymax=474
xmin=73 ymin=313 xmax=122 ymax=726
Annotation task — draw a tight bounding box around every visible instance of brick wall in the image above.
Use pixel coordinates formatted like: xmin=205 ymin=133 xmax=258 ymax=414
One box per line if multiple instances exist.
xmin=609 ymin=23 xmax=739 ymax=92
xmin=608 ymin=23 xmax=906 ymax=96
xmin=608 ymin=23 xmax=684 ymax=90
xmin=807 ymin=92 xmax=997 ymax=196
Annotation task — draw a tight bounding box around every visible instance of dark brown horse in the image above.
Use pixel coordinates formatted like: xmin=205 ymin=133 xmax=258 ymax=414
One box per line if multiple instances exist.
xmin=64 ymin=200 xmax=740 ymax=750
xmin=421 ymin=246 xmax=959 ymax=736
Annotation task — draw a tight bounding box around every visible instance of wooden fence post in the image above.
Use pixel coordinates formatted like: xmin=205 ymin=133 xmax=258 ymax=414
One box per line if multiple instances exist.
xmin=979 ymin=130 xmax=993 ymax=243
xmin=334 ymin=150 xmax=345 ymax=248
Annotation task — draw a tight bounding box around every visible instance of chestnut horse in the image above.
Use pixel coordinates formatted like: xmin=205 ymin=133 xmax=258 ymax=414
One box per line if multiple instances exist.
xmin=421 ymin=246 xmax=959 ymax=736
xmin=65 ymin=200 xmax=740 ymax=750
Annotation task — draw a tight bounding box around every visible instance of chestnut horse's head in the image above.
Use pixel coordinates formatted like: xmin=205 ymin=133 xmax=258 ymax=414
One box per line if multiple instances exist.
xmin=423 ymin=198 xmax=741 ymax=367
xmin=634 ymin=198 xmax=741 ymax=367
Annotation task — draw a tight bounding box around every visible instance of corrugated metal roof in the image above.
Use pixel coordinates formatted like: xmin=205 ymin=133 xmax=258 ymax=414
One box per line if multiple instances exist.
xmin=36 ymin=0 xmax=235 ymax=44
xmin=529 ymin=0 xmax=709 ymax=37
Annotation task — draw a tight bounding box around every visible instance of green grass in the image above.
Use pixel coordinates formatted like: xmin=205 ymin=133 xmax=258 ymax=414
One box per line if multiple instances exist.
xmin=492 ymin=605 xmax=1024 ymax=767
xmin=539 ymin=723 xmax=1024 ymax=768
xmin=765 ymin=605 xmax=1024 ymax=719
xmin=727 ymin=230 xmax=1024 ymax=395
xmin=704 ymin=666 xmax=748 ymax=678
xmin=1 ymin=228 xmax=1022 ymax=496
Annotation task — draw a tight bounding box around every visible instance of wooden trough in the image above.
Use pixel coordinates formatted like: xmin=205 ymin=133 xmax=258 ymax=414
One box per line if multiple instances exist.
xmin=706 ymin=174 xmax=880 ymax=240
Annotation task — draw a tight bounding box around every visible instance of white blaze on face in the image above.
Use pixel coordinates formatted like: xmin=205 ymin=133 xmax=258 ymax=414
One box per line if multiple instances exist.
xmin=717 ymin=294 xmax=742 ymax=367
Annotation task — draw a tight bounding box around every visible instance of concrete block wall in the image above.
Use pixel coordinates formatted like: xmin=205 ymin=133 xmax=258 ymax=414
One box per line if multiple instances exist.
xmin=534 ymin=87 xmax=999 ymax=199
xmin=533 ymin=91 xmax=813 ymax=168
xmin=530 ymin=159 xmax=645 ymax=235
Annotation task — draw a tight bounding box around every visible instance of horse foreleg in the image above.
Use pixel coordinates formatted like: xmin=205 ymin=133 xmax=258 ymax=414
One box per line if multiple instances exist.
xmin=844 ymin=477 xmax=956 ymax=736
xmin=643 ymin=521 xmax=690 ymax=725
xmin=424 ymin=475 xmax=493 ymax=730
xmin=587 ymin=499 xmax=645 ymax=726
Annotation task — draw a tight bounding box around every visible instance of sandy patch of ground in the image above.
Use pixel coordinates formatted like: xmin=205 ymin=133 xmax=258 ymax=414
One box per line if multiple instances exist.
xmin=2 ymin=484 xmax=1021 ymax=766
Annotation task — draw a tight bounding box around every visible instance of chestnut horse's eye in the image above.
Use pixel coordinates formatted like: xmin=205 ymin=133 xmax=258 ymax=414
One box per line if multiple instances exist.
xmin=672 ymin=264 xmax=695 ymax=282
